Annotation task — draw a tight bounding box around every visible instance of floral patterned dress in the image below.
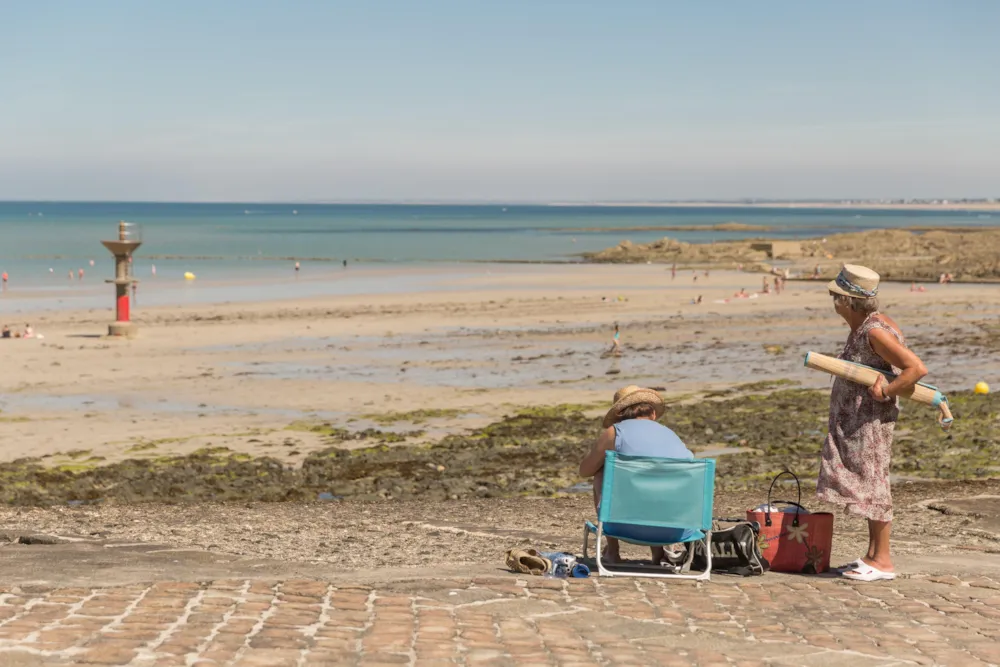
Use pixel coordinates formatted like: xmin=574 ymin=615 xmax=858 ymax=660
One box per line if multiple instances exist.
xmin=816 ymin=313 xmax=902 ymax=522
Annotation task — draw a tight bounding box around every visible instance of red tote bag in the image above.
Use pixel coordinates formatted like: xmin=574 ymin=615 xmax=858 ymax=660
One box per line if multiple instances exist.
xmin=747 ymin=471 xmax=834 ymax=574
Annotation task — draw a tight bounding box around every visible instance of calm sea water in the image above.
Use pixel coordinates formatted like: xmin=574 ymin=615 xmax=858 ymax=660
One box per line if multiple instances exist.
xmin=0 ymin=202 xmax=992 ymax=312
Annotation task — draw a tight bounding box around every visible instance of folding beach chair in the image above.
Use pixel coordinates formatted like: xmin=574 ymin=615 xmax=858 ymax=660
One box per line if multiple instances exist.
xmin=582 ymin=452 xmax=715 ymax=579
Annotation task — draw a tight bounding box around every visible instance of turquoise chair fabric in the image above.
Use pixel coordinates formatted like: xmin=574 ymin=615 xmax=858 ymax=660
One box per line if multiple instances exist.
xmin=597 ymin=452 xmax=715 ymax=542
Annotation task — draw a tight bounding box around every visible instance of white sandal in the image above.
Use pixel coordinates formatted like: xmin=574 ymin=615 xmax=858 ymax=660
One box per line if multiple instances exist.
xmin=842 ymin=562 xmax=896 ymax=582
xmin=832 ymin=557 xmax=865 ymax=572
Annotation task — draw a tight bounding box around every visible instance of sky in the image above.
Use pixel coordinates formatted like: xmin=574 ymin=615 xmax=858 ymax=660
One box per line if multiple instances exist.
xmin=1 ymin=1 xmax=998 ymax=202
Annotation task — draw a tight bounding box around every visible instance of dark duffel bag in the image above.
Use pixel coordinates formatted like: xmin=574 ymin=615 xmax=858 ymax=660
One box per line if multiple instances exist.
xmin=690 ymin=519 xmax=770 ymax=576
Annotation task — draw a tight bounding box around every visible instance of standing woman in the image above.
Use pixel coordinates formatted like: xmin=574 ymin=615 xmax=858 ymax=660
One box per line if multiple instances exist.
xmin=817 ymin=265 xmax=928 ymax=582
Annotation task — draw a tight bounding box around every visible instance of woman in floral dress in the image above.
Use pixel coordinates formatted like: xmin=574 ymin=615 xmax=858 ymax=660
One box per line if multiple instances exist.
xmin=817 ymin=265 xmax=928 ymax=582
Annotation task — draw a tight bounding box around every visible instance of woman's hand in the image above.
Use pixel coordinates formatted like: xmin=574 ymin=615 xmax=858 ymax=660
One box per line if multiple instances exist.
xmin=869 ymin=376 xmax=891 ymax=403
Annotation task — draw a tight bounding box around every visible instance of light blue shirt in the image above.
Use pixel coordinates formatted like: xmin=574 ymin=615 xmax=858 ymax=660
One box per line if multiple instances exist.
xmin=613 ymin=419 xmax=693 ymax=459
xmin=605 ymin=418 xmax=699 ymax=545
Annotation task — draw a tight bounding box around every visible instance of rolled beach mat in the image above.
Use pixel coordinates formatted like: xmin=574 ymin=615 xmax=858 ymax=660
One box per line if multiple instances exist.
xmin=804 ymin=351 xmax=953 ymax=430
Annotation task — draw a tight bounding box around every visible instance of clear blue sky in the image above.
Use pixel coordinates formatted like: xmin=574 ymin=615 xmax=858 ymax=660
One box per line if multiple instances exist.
xmin=2 ymin=1 xmax=998 ymax=202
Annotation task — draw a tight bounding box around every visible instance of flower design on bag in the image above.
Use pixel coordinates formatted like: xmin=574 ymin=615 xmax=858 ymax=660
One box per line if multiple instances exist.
xmin=802 ymin=544 xmax=825 ymax=574
xmin=757 ymin=533 xmax=770 ymax=552
xmin=785 ymin=522 xmax=809 ymax=544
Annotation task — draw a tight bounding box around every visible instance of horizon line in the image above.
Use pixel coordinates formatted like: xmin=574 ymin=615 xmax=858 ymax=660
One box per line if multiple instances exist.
xmin=1 ymin=197 xmax=998 ymax=206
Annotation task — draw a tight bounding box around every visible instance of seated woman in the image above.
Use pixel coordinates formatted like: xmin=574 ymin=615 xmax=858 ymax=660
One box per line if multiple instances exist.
xmin=579 ymin=385 xmax=695 ymax=564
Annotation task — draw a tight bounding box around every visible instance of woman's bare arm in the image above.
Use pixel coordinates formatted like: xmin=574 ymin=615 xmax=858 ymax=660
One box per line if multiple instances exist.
xmin=579 ymin=426 xmax=616 ymax=477
xmin=868 ymin=328 xmax=928 ymax=400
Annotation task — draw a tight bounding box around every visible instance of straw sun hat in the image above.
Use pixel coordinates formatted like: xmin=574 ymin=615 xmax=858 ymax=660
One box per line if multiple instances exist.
xmin=603 ymin=385 xmax=666 ymax=428
xmin=827 ymin=264 xmax=880 ymax=299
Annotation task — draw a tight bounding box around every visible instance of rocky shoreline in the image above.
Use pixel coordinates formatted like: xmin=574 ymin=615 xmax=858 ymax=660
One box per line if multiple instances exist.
xmin=584 ymin=228 xmax=1000 ymax=282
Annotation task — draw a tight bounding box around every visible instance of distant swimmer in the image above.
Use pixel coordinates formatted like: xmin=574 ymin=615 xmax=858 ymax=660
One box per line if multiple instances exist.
xmin=151 ymin=264 xmax=157 ymax=276
xmin=78 ymin=268 xmax=84 ymax=281
xmin=343 ymin=259 xmax=348 ymax=268
xmin=1 ymin=271 xmax=7 ymax=288
xmin=49 ymin=268 xmax=53 ymax=274
xmin=295 ymin=261 xmax=300 ymax=274
xmin=68 ymin=270 xmax=74 ymax=280
xmin=671 ymin=263 xmax=676 ymax=279
xmin=89 ymin=259 xmax=94 ymax=267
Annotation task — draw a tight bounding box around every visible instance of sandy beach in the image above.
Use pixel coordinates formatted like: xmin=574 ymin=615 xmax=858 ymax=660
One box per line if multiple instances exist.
xmin=1 ymin=259 xmax=1000 ymax=666
xmin=1 ymin=264 xmax=996 ymax=472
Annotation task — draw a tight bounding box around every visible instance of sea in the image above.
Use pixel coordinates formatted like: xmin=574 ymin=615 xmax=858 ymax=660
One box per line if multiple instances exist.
xmin=0 ymin=201 xmax=993 ymax=313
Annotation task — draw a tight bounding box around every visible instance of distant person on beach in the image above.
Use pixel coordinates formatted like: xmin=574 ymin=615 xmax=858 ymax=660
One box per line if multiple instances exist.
xmin=1 ymin=325 xmax=10 ymax=338
xmin=762 ymin=277 xmax=770 ymax=294
xmin=131 ymin=282 xmax=138 ymax=304
xmin=78 ymin=268 xmax=84 ymax=281
xmin=23 ymin=324 xmax=34 ymax=339
xmin=812 ymin=264 xmax=821 ymax=279
xmin=1 ymin=271 xmax=7 ymax=288
xmin=580 ymin=386 xmax=695 ymax=565
xmin=151 ymin=264 xmax=157 ymax=277
xmin=343 ymin=259 xmax=348 ymax=268
xmin=819 ymin=265 xmax=928 ymax=582
xmin=609 ymin=323 xmax=621 ymax=356
xmin=68 ymin=270 xmax=73 ymax=280
xmin=670 ymin=264 xmax=676 ymax=280
xmin=295 ymin=261 xmax=300 ymax=274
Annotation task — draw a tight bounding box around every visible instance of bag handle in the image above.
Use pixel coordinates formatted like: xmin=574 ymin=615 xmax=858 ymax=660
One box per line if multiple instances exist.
xmin=765 ymin=470 xmax=801 ymax=528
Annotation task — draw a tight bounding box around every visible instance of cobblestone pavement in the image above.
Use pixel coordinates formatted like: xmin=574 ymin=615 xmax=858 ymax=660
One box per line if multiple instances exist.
xmin=0 ymin=573 xmax=999 ymax=666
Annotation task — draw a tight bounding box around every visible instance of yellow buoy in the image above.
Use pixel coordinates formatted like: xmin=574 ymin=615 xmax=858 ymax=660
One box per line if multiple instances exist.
xmin=974 ymin=381 xmax=990 ymax=395
xmin=184 ymin=272 xmax=196 ymax=281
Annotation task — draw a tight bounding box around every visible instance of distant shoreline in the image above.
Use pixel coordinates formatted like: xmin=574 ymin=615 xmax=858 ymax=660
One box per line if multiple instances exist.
xmin=549 ymin=201 xmax=1000 ymax=212
xmin=3 ymin=199 xmax=998 ymax=211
